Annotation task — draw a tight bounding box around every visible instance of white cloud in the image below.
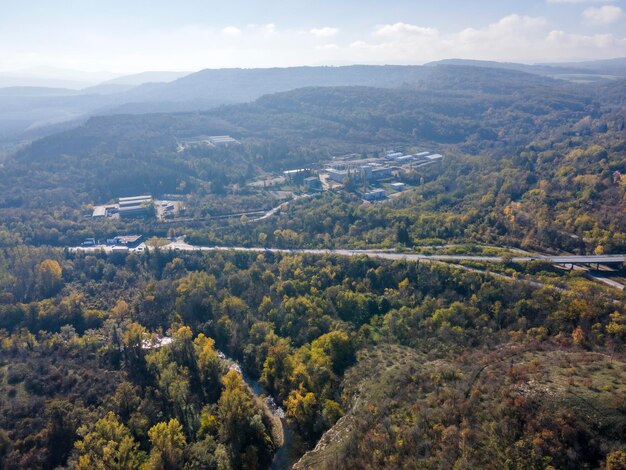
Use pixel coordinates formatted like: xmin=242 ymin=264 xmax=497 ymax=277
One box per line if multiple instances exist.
xmin=222 ymin=26 xmax=241 ymax=36
xmin=0 ymin=14 xmax=624 ymax=72
xmin=349 ymin=40 xmax=369 ymax=49
xmin=582 ymin=5 xmax=624 ymax=24
xmin=310 ymin=27 xmax=339 ymax=37
xmin=315 ymin=44 xmax=340 ymax=50
xmin=374 ymin=22 xmax=438 ymax=37
xmin=337 ymin=14 xmax=626 ymax=64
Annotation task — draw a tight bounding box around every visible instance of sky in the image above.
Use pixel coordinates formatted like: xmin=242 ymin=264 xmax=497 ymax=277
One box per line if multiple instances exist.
xmin=0 ymin=0 xmax=625 ymax=77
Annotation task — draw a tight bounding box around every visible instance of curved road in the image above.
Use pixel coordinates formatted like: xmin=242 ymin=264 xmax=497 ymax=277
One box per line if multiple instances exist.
xmin=158 ymin=242 xmax=625 ymax=265
xmin=71 ymin=242 xmax=625 ymax=265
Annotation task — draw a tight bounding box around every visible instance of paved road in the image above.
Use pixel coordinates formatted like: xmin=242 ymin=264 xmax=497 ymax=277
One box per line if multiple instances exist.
xmin=143 ymin=243 xmax=626 ymax=265
xmin=69 ymin=241 xmax=625 ymax=265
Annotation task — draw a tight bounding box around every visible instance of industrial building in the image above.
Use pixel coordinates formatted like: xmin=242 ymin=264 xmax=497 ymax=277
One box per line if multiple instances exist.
xmin=118 ymin=195 xmax=153 ymax=218
xmin=283 ymin=168 xmax=311 ymax=183
xmin=326 ymin=168 xmax=350 ymax=183
xmin=108 ymin=235 xmax=143 ymax=247
xmin=304 ymin=176 xmax=322 ymax=191
xmin=209 ymin=135 xmax=239 ymax=145
xmin=363 ymin=189 xmax=386 ymax=201
xmin=371 ymin=167 xmax=393 ymax=180
xmin=119 ymin=195 xmax=152 ymax=206
xmin=386 ymin=151 xmax=403 ymax=159
xmin=92 ymin=206 xmax=107 ymax=218
xmin=92 ymin=204 xmax=117 ymax=218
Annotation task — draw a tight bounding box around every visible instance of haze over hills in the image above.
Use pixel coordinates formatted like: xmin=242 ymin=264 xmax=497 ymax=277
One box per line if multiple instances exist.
xmin=0 ymin=66 xmax=121 ymax=89
xmin=426 ymin=57 xmax=626 ymax=81
xmin=0 ymin=58 xmax=625 ymax=150
xmin=83 ymin=71 xmax=192 ymax=95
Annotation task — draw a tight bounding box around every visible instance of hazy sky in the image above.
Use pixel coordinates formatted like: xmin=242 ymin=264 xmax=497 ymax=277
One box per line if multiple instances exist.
xmin=1 ymin=0 xmax=625 ymax=75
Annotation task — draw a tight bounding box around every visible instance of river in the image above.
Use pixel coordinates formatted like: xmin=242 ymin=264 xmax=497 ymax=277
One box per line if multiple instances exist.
xmin=217 ymin=351 xmax=306 ymax=469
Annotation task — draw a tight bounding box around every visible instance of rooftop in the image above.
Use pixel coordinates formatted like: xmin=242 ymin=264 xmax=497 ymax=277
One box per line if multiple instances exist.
xmin=119 ymin=195 xmax=152 ymax=203
xmin=209 ymin=135 xmax=239 ymax=144
xmin=114 ymin=235 xmax=143 ymax=244
xmin=92 ymin=206 xmax=107 ymax=217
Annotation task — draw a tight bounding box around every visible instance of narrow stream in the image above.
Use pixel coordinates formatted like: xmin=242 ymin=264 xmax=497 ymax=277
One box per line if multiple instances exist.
xmin=217 ymin=351 xmax=305 ymax=469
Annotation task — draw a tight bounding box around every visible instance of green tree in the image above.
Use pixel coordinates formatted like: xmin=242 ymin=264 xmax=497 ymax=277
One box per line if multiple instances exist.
xmin=145 ymin=419 xmax=186 ymax=470
xmin=35 ymin=259 xmax=63 ymax=298
xmin=218 ymin=370 xmax=274 ymax=468
xmin=74 ymin=412 xmax=145 ymax=470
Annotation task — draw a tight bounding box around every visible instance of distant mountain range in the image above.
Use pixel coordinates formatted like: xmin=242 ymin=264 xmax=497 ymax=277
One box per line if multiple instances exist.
xmin=426 ymin=58 xmax=626 ymax=81
xmin=0 ymin=58 xmax=624 ymax=149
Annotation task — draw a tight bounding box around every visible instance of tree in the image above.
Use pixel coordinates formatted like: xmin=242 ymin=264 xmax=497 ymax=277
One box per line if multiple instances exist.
xmin=35 ymin=259 xmax=62 ymax=298
xmin=122 ymin=322 xmax=151 ymax=380
xmin=606 ymin=450 xmax=626 ymax=470
xmin=195 ymin=334 xmax=223 ymax=401
xmin=111 ymin=299 xmax=132 ymax=320
xmin=74 ymin=412 xmax=145 ymax=470
xmin=145 ymin=419 xmax=186 ymax=470
xmin=46 ymin=400 xmax=79 ymax=467
xmin=285 ymin=386 xmax=318 ymax=437
xmin=310 ymin=330 xmax=355 ymax=375
xmin=176 ymin=272 xmax=216 ymax=324
xmin=261 ymin=338 xmax=293 ymax=398
xmin=396 ymin=223 xmax=412 ymax=246
xmin=218 ymin=370 xmax=274 ymax=468
xmin=219 ymin=370 xmax=255 ymax=456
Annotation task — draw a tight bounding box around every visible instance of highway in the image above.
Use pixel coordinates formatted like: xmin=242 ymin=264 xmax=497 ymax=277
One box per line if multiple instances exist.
xmin=161 ymin=243 xmax=626 ymax=264
xmin=72 ymin=242 xmax=624 ymax=265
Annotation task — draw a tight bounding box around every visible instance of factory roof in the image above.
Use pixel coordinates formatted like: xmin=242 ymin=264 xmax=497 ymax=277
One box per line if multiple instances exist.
xmin=118 ymin=205 xmax=149 ymax=216
xmin=386 ymin=152 xmax=403 ymax=158
xmin=114 ymin=235 xmax=143 ymax=245
xmin=92 ymin=206 xmax=107 ymax=217
xmin=119 ymin=195 xmax=152 ymax=203
xmin=209 ymin=135 xmax=239 ymax=144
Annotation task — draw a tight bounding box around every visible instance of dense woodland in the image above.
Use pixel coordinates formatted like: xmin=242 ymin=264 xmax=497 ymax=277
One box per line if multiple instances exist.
xmin=0 ymin=247 xmax=624 ymax=469
xmin=0 ymin=64 xmax=624 ymax=468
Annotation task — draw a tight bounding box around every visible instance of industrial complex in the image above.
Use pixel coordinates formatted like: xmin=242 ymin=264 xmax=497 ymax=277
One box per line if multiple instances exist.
xmin=282 ymin=148 xmax=444 ymax=202
xmin=177 ymin=135 xmax=240 ymax=152
xmin=92 ymin=195 xmax=180 ymax=220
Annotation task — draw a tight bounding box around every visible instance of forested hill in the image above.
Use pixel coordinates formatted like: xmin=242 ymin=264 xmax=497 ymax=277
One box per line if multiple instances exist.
xmin=2 ymin=60 xmax=624 ymax=148
xmin=4 ymin=65 xmax=606 ymax=203
xmin=1 ymin=65 xmax=624 ymax=252
xmin=119 ymin=64 xmax=432 ymax=104
xmin=16 ymin=65 xmax=614 ymax=162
